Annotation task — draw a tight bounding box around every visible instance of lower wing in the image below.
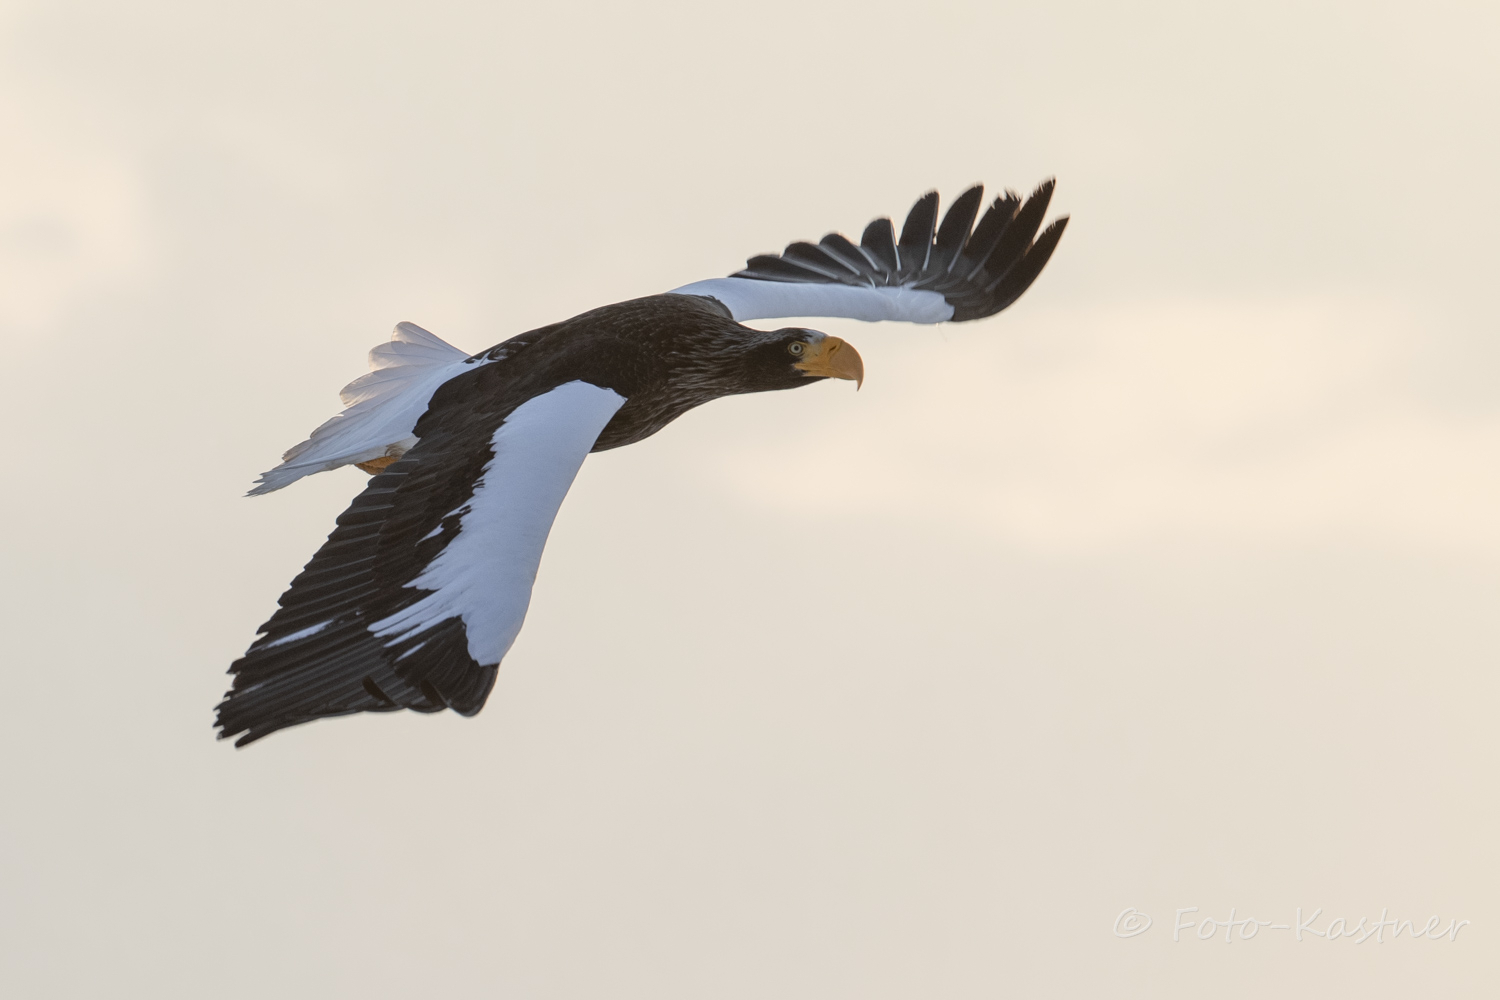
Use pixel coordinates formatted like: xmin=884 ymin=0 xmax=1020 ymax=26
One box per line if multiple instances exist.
xmin=218 ymin=375 xmax=625 ymax=746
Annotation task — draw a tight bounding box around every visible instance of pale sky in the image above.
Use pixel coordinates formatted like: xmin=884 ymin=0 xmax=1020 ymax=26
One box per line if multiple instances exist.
xmin=1 ymin=2 xmax=1496 ymax=997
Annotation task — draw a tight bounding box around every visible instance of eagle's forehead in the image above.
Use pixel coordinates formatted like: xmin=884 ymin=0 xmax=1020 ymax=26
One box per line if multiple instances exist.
xmin=727 ymin=324 xmax=827 ymax=348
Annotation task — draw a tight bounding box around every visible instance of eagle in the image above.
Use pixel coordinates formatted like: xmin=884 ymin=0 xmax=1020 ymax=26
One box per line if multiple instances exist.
xmin=217 ymin=181 xmax=1068 ymax=745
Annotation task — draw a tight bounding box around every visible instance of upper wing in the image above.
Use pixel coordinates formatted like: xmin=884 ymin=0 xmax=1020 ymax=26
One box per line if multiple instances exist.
xmin=668 ymin=180 xmax=1068 ymax=324
xmin=217 ymin=375 xmax=626 ymax=746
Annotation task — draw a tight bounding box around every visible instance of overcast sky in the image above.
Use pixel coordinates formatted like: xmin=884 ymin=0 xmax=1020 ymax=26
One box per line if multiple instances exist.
xmin=1 ymin=2 xmax=1496 ymax=997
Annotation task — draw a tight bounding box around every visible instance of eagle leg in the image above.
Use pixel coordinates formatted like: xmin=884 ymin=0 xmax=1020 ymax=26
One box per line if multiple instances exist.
xmin=355 ymin=455 xmax=400 ymax=475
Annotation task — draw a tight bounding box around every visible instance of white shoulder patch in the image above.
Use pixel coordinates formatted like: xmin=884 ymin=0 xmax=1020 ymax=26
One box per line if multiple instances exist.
xmin=250 ymin=322 xmax=477 ymax=495
xmin=667 ymin=278 xmax=954 ymax=324
xmin=370 ymin=380 xmax=627 ymax=666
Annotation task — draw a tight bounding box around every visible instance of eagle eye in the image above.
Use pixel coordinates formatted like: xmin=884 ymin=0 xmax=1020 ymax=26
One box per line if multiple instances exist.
xmin=787 ymin=341 xmax=806 ymax=357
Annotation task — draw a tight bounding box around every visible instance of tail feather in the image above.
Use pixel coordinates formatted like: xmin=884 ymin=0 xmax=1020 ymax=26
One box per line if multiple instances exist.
xmin=248 ymin=322 xmax=475 ymax=496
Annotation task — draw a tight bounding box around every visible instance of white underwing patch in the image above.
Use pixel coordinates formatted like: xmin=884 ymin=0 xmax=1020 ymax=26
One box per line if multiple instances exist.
xmin=369 ymin=380 xmax=627 ymax=665
xmin=668 ymin=279 xmax=954 ymax=324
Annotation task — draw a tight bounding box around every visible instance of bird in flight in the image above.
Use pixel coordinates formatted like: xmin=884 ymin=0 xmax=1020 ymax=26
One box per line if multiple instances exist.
xmin=217 ymin=181 xmax=1068 ymax=745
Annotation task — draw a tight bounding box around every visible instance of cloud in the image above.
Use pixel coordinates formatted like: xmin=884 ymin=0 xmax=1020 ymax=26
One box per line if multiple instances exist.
xmin=716 ymin=297 xmax=1500 ymax=555
xmin=0 ymin=25 xmax=150 ymax=339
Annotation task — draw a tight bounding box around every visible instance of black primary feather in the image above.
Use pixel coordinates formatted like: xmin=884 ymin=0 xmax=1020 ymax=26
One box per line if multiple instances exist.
xmin=815 ymin=233 xmax=882 ymax=283
xmin=928 ymin=184 xmax=984 ymax=278
xmin=859 ymin=217 xmax=900 ymax=276
xmin=897 ymin=191 xmax=940 ymax=278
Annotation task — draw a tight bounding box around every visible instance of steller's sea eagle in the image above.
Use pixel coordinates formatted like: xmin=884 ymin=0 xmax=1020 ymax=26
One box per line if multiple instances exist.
xmin=216 ymin=182 xmax=1068 ymax=745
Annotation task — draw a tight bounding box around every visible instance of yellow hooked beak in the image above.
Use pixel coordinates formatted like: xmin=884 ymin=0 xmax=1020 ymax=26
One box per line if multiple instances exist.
xmin=793 ymin=336 xmax=864 ymax=388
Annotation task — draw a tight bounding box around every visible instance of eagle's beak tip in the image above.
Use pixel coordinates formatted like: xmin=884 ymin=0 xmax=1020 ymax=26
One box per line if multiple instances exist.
xmin=795 ymin=335 xmax=864 ymax=387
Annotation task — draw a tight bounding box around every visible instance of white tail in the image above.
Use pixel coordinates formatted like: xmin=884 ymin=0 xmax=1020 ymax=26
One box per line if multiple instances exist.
xmin=249 ymin=322 xmax=476 ymax=495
